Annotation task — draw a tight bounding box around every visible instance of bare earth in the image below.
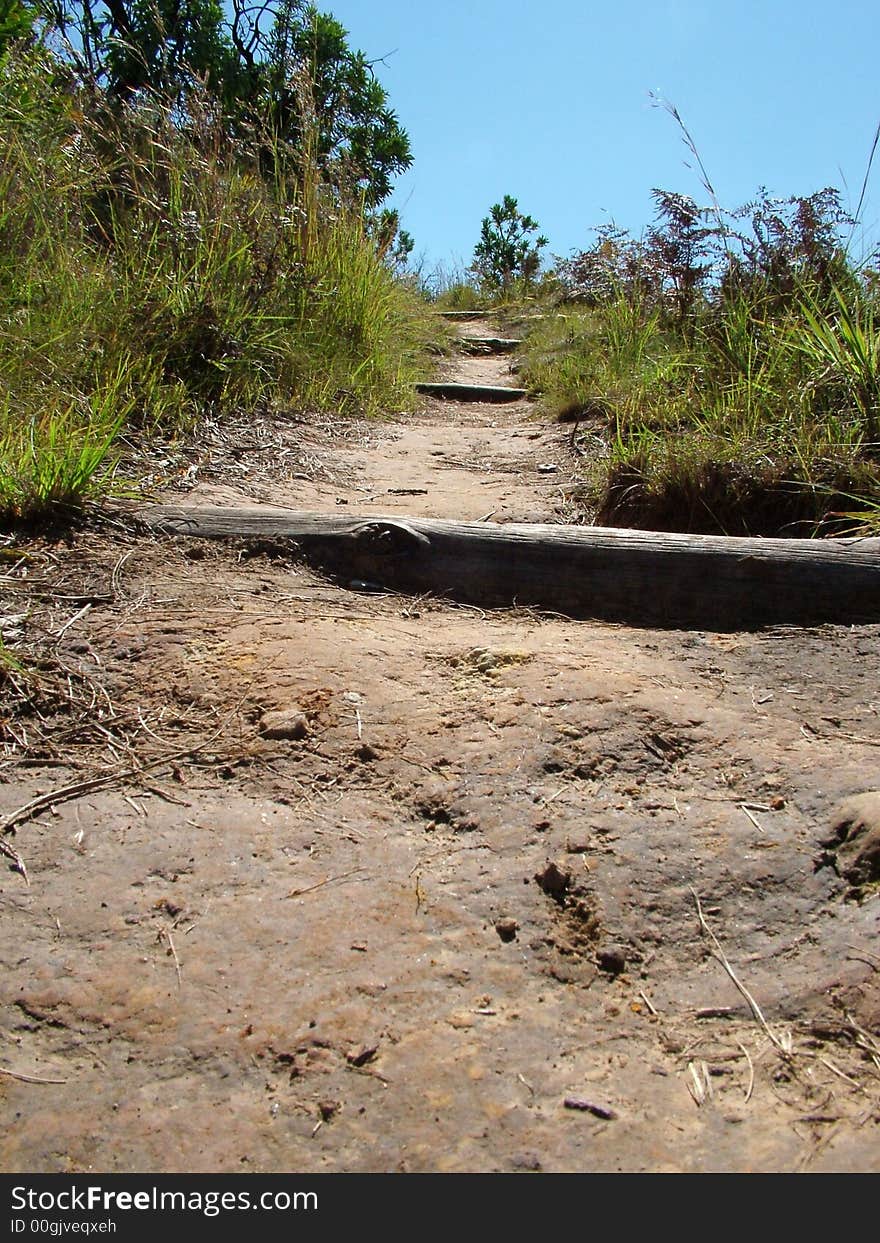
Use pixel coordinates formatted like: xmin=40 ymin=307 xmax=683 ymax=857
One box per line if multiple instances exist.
xmin=1 ymin=321 xmax=879 ymax=1173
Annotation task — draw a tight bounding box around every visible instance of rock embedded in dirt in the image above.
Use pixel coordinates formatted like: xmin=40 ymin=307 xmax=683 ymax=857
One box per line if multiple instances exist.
xmin=597 ymin=945 xmax=627 ymax=976
xmin=259 ymin=709 xmax=310 ymax=741
xmin=510 ymin=1153 xmax=543 ymax=1172
xmin=495 ymin=917 xmax=519 ymax=943
xmin=534 ymin=860 xmax=571 ymax=900
xmin=563 ymin=1098 xmax=617 ymax=1120
xmin=346 ymin=1043 xmax=379 ymax=1068
xmin=824 ymin=791 xmax=880 ymax=887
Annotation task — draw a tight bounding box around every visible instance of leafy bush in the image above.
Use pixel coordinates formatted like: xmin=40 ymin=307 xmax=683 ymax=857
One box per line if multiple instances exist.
xmin=471 ymin=195 xmax=547 ymax=298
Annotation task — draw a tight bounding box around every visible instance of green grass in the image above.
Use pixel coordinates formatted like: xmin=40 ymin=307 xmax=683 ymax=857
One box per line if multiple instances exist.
xmin=0 ymin=50 xmax=435 ymax=522
xmin=521 ymin=281 xmax=880 ymax=536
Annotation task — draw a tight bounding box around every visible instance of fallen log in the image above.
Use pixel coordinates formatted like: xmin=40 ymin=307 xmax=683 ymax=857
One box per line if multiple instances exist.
xmin=415 ymin=381 xmax=527 ymax=403
xmin=438 ymin=310 xmax=491 ymax=320
xmin=138 ymin=506 xmax=880 ymax=629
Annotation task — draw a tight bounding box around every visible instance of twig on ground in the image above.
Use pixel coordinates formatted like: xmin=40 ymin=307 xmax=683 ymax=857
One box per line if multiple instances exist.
xmin=158 ymin=925 xmax=182 ymax=989
xmin=286 ymin=869 xmax=364 ymax=899
xmin=819 ymin=1055 xmax=864 ymax=1091
xmin=0 ymin=837 xmax=28 ymax=885
xmin=111 ymin=550 xmax=135 ymax=599
xmin=686 ymin=1061 xmax=712 ymax=1106
xmin=0 ymin=773 xmax=135 ymax=837
xmin=739 ymin=803 xmax=765 ymax=834
xmin=847 ymin=944 xmax=880 ymax=967
xmin=395 ymin=751 xmax=449 ymax=776
xmin=691 ymin=887 xmax=788 ymax=1056
xmin=802 ymin=721 xmax=880 ymax=748
xmin=638 ymin=989 xmax=658 ymax=1016
xmin=737 ymin=1041 xmax=755 ymax=1103
xmin=0 ymin=1065 xmax=66 ymax=1085
xmin=1 ymin=690 xmax=255 ymax=842
xmin=54 ymin=603 xmax=92 ymax=642
xmin=144 ymin=784 xmax=190 ymax=808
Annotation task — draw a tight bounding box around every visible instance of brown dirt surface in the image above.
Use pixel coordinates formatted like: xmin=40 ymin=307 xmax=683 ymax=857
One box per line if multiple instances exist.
xmin=1 ymin=319 xmax=879 ymax=1173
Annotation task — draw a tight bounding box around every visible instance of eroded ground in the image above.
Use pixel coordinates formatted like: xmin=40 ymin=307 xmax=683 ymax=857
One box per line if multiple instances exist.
xmin=1 ymin=320 xmax=878 ymax=1172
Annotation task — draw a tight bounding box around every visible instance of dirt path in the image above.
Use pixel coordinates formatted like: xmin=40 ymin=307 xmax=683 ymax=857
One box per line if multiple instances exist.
xmin=1 ymin=319 xmax=879 ymax=1172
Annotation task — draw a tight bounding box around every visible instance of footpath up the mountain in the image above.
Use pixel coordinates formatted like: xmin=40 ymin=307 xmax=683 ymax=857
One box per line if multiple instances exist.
xmin=1 ymin=317 xmax=878 ymax=1172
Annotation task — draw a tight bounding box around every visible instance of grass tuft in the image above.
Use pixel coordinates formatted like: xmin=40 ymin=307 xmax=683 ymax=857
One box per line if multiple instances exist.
xmin=0 ymin=49 xmax=434 ymax=523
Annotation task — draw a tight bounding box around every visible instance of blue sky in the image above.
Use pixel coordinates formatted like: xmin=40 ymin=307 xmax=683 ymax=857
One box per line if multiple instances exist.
xmin=322 ymin=0 xmax=879 ymax=278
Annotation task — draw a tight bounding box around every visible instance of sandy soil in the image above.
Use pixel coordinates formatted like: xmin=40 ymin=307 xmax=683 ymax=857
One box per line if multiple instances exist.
xmin=1 ymin=320 xmax=878 ymax=1173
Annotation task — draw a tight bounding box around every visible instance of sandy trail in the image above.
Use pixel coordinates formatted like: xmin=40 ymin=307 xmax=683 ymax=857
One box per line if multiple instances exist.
xmin=1 ymin=319 xmax=878 ymax=1173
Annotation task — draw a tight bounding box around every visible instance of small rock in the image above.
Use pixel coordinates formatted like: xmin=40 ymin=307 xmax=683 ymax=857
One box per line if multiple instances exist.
xmin=346 ymin=1043 xmax=379 ymax=1068
xmin=318 ymin=1100 xmax=340 ymax=1122
xmin=563 ymin=1097 xmax=617 ymax=1120
xmin=511 ymin=1153 xmax=543 ymax=1171
xmin=825 ymin=791 xmax=880 ymax=886
xmin=495 ymin=917 xmax=519 ymax=943
xmin=355 ymin=743 xmax=379 ymax=762
xmin=534 ymin=860 xmax=571 ymax=900
xmin=260 ymin=709 xmax=309 ymax=741
xmin=597 ymin=945 xmax=627 ymax=976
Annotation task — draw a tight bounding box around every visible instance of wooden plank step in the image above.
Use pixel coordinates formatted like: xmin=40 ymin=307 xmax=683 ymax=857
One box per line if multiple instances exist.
xmin=438 ymin=310 xmax=490 ymax=320
xmin=137 ymin=505 xmax=880 ymax=629
xmin=415 ymin=381 xmax=527 ymax=403
xmin=459 ymin=337 xmax=521 ymax=354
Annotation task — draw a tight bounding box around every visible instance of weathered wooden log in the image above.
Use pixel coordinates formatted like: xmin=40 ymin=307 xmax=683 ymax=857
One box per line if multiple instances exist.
xmin=459 ymin=337 xmax=521 ymax=355
xmin=438 ymin=310 xmax=491 ymax=320
xmin=415 ymin=381 xmax=527 ymax=403
xmin=138 ymin=505 xmax=880 ymax=628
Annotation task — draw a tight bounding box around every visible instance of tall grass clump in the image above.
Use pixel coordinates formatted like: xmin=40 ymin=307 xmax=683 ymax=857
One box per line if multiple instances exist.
xmin=0 ymin=47 xmax=432 ymax=522
xmin=523 ymin=188 xmax=880 ymax=535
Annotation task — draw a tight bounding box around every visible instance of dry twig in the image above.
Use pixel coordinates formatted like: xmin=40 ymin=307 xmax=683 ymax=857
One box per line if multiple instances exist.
xmin=691 ymin=887 xmax=789 ymax=1056
xmin=158 ymin=925 xmax=182 ymax=989
xmin=0 ymin=837 xmax=28 ymax=885
xmin=286 ymin=868 xmax=364 ymax=899
xmin=737 ymin=1041 xmax=755 ymax=1103
xmin=0 ymin=1065 xmax=66 ymax=1085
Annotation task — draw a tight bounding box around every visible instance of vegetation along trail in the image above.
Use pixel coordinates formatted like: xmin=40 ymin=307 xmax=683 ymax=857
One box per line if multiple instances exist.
xmin=2 ymin=316 xmax=879 ymax=1172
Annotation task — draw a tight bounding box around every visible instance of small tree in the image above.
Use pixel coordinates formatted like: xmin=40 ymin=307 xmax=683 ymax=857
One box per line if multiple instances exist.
xmin=38 ymin=0 xmax=412 ymax=206
xmin=471 ymin=194 xmax=547 ymax=294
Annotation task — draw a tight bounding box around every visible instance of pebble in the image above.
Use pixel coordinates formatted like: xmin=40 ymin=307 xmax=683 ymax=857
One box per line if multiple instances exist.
xmin=260 ymin=709 xmax=309 ymax=741
xmin=534 ymin=860 xmax=571 ymax=899
xmin=597 ymin=945 xmax=627 ymax=976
